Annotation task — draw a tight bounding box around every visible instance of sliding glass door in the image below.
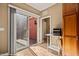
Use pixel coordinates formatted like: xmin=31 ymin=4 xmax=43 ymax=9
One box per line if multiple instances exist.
xmin=10 ymin=7 xmax=29 ymax=55
xmin=16 ymin=13 xmax=29 ymax=51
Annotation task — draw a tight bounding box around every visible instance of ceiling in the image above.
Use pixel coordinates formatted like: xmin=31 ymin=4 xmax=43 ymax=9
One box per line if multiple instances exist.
xmin=27 ymin=3 xmax=56 ymax=11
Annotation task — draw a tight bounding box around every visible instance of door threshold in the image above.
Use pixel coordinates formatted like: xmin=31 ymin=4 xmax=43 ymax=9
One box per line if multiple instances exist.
xmin=29 ymin=43 xmax=39 ymax=47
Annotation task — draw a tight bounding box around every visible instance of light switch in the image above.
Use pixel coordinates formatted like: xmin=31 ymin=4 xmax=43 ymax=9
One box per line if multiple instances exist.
xmin=0 ymin=28 xmax=4 ymax=31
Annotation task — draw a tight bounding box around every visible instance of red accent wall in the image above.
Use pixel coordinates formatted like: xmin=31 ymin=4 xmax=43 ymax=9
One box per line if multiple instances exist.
xmin=29 ymin=17 xmax=37 ymax=44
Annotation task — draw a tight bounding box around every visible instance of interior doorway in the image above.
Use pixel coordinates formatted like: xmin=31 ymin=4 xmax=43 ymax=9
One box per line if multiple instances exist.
xmin=29 ymin=16 xmax=37 ymax=45
xmin=42 ymin=17 xmax=51 ymax=43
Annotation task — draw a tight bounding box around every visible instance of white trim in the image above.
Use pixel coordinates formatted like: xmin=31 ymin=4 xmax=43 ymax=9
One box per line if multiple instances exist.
xmin=37 ymin=17 xmax=40 ymax=43
xmin=8 ymin=7 xmax=10 ymax=56
xmin=40 ymin=16 xmax=52 ymax=44
xmin=8 ymin=4 xmax=40 ymax=18
xmin=14 ymin=13 xmax=17 ymax=54
xmin=28 ymin=17 xmax=30 ymax=46
xmin=48 ymin=46 xmax=60 ymax=51
xmin=39 ymin=17 xmax=43 ymax=43
xmin=41 ymin=16 xmax=52 ymax=20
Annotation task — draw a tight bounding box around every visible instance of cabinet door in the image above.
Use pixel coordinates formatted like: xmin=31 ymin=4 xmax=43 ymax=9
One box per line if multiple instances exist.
xmin=63 ymin=3 xmax=77 ymax=14
xmin=64 ymin=14 xmax=77 ymax=36
xmin=63 ymin=37 xmax=77 ymax=56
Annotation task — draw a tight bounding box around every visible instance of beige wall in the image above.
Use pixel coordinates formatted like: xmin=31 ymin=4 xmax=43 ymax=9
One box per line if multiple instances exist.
xmin=0 ymin=4 xmax=8 ymax=54
xmin=41 ymin=3 xmax=62 ymax=29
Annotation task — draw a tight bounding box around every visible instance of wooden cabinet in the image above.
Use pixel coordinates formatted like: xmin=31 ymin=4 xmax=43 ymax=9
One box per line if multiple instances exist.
xmin=64 ymin=14 xmax=77 ymax=36
xmin=62 ymin=3 xmax=79 ymax=56
xmin=63 ymin=3 xmax=77 ymax=15
xmin=64 ymin=37 xmax=77 ymax=56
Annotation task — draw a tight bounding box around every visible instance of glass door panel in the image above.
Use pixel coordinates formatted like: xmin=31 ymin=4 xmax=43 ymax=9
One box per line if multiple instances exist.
xmin=16 ymin=13 xmax=29 ymax=52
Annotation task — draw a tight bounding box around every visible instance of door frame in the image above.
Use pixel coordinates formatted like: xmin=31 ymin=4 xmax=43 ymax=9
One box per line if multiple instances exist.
xmin=8 ymin=4 xmax=40 ymax=55
xmin=40 ymin=16 xmax=52 ymax=44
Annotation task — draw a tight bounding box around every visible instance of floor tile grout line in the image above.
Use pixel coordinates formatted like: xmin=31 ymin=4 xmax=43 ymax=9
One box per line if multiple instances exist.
xmin=28 ymin=47 xmax=37 ymax=56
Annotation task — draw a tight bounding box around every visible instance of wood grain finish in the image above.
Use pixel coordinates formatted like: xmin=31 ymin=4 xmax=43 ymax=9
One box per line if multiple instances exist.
xmin=63 ymin=3 xmax=77 ymax=15
xmin=64 ymin=37 xmax=77 ymax=56
xmin=30 ymin=46 xmax=54 ymax=56
xmin=16 ymin=43 xmax=57 ymax=56
xmin=64 ymin=14 xmax=77 ymax=36
xmin=62 ymin=3 xmax=79 ymax=56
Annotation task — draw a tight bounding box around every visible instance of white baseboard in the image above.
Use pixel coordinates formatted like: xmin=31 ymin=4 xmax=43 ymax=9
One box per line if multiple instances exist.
xmin=48 ymin=46 xmax=60 ymax=52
